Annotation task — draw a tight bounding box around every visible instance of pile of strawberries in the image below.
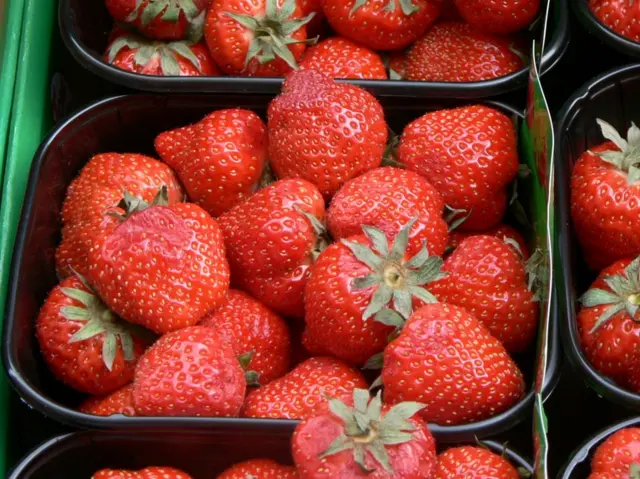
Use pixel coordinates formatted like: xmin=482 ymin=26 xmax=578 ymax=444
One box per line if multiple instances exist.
xmin=101 ymin=0 xmax=538 ymax=81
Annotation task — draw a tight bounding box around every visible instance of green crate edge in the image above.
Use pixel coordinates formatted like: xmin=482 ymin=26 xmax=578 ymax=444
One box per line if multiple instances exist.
xmin=0 ymin=0 xmax=57 ymax=474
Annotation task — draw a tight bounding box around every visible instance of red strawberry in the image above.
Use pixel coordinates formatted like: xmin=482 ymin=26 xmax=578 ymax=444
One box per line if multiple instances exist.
xmin=217 ymin=459 xmax=299 ymax=478
xmin=435 ymin=446 xmax=520 ymax=479
xmin=204 ymin=0 xmax=314 ymax=76
xmin=93 ymin=466 xmax=193 ymax=479
xmin=56 ymin=153 xmax=184 ymax=277
xmin=87 ymin=189 xmax=230 ymax=334
xmin=570 ymin=120 xmax=640 ymax=270
xmin=218 ymin=179 xmax=326 ymax=319
xmin=577 ymin=256 xmax=640 ymax=392
xmin=398 ymin=104 xmax=519 ymax=231
xmin=404 ymin=23 xmax=524 ymax=82
xmin=589 ymin=0 xmax=640 ymax=43
xmin=387 ymin=49 xmax=407 ymax=79
xmin=327 ymin=166 xmax=448 ymax=258
xmin=382 ymin=303 xmax=525 ymax=425
xmin=300 ymin=37 xmax=387 ymax=79
xmin=133 ymin=326 xmax=245 ymax=416
xmin=155 ymin=109 xmax=268 ymax=217
xmin=199 ymin=289 xmax=291 ymax=385
xmin=79 ymin=384 xmax=136 ymax=416
xmin=589 ymin=428 xmax=640 ymax=479
xmin=242 ymin=357 xmax=368 ymax=419
xmin=304 ymin=219 xmax=446 ymax=366
xmin=439 ymin=0 xmax=462 ymax=20
xmin=321 ymin=0 xmax=442 ymax=50
xmin=105 ymin=0 xmax=210 ymax=40
xmin=105 ymin=32 xmax=219 ymax=76
xmin=454 ymin=0 xmax=539 ymax=34
xmin=430 ymin=235 xmax=538 ymax=352
xmin=268 ymin=69 xmax=388 ymax=199
xmin=447 ymin=223 xmax=529 ymax=258
xmin=292 ymin=388 xmax=437 ymax=478
xmin=36 ymin=276 xmax=146 ymax=395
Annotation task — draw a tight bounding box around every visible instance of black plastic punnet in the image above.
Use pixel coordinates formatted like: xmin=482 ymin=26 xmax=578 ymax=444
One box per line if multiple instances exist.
xmin=2 ymin=93 xmax=560 ymax=443
xmin=59 ymin=0 xmax=569 ymax=98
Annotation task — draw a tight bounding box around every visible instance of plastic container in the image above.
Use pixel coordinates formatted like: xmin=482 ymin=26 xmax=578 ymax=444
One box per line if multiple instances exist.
xmin=8 ymin=430 xmax=533 ymax=478
xmin=2 ymin=93 xmax=560 ymax=444
xmin=58 ymin=0 xmax=569 ymax=98
xmin=556 ymin=63 xmax=640 ymax=409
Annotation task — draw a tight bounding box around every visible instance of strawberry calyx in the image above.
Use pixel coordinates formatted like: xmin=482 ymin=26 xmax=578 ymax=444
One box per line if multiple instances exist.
xmin=321 ymin=388 xmax=425 ymax=474
xmin=108 ymin=186 xmax=169 ymax=222
xmin=127 ymin=0 xmax=206 ymax=40
xmin=350 ymin=0 xmax=419 ymax=16
xmin=238 ymin=350 xmax=261 ymax=386
xmin=107 ymin=33 xmax=203 ymax=75
xmin=295 ymin=206 xmax=330 ymax=260
xmin=591 ymin=119 xmax=640 ymax=184
xmin=524 ymin=248 xmax=545 ymax=302
xmin=224 ymin=0 xmax=317 ymax=70
xmin=444 ymin=205 xmax=471 ymax=232
xmin=580 ymin=256 xmax=640 ymax=333
xmin=630 ymin=463 xmax=640 ymax=479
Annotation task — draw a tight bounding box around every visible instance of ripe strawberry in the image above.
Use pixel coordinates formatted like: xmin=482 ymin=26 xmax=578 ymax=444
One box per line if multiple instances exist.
xmin=242 ymin=357 xmax=368 ymax=419
xmin=382 ymin=303 xmax=525 ymax=425
xmin=404 ymin=23 xmax=524 ymax=82
xmin=570 ymin=120 xmax=640 ymax=270
xmin=589 ymin=428 xmax=640 ymax=478
xmin=105 ymin=0 xmax=211 ymax=40
xmin=268 ymin=69 xmax=387 ymax=199
xmin=105 ymin=31 xmax=219 ymax=76
xmin=327 ymin=167 xmax=448 ymax=258
xmin=199 ymin=289 xmax=291 ymax=385
xmin=36 ymin=276 xmax=146 ymax=395
xmin=589 ymin=0 xmax=640 ymax=43
xmin=217 ymin=459 xmax=299 ymax=478
xmin=56 ymin=153 xmax=184 ymax=278
xmin=218 ymin=179 xmax=325 ymax=319
xmin=93 ymin=467 xmax=192 ymax=479
xmin=447 ymin=223 xmax=529 ymax=259
xmin=292 ymin=388 xmax=437 ymax=478
xmin=387 ymin=49 xmax=407 ymax=79
xmin=304 ymin=218 xmax=447 ymax=366
xmin=155 ymin=109 xmax=268 ymax=217
xmin=454 ymin=0 xmax=539 ymax=34
xmin=79 ymin=384 xmax=136 ymax=416
xmin=398 ymin=104 xmax=519 ymax=231
xmin=577 ymin=256 xmax=640 ymax=392
xmin=87 ymin=189 xmax=230 ymax=334
xmin=204 ymin=0 xmax=314 ymax=76
xmin=430 ymin=235 xmax=538 ymax=352
xmin=435 ymin=446 xmax=520 ymax=479
xmin=133 ymin=326 xmax=245 ymax=416
xmin=321 ymin=0 xmax=441 ymax=50
xmin=300 ymin=37 xmax=387 ymax=79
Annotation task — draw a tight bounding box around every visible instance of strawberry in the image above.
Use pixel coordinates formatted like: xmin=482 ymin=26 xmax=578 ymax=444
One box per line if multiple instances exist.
xmin=303 ymin=218 xmax=447 ymax=366
xmin=217 ymin=459 xmax=299 ymax=478
xmin=218 ymin=179 xmax=326 ymax=319
xmin=387 ymin=49 xmax=407 ymax=79
xmin=382 ymin=303 xmax=525 ymax=425
xmin=429 ymin=235 xmax=538 ymax=352
xmin=454 ymin=0 xmax=539 ymax=34
xmin=398 ymin=104 xmax=519 ymax=231
xmin=93 ymin=466 xmax=192 ymax=479
xmin=87 ymin=189 xmax=230 ymax=334
xmin=79 ymin=384 xmax=136 ymax=416
xmin=292 ymin=388 xmax=437 ymax=478
xmin=199 ymin=289 xmax=292 ymax=385
xmin=321 ymin=0 xmax=442 ymax=50
xmin=327 ymin=167 xmax=448 ymax=258
xmin=435 ymin=446 xmax=520 ymax=479
xmin=577 ymin=256 xmax=640 ymax=392
xmin=589 ymin=0 xmax=640 ymax=43
xmin=404 ymin=23 xmax=524 ymax=82
xmin=242 ymin=357 xmax=368 ymax=419
xmin=300 ymin=37 xmax=387 ymax=79
xmin=268 ymin=69 xmax=388 ymax=199
xmin=105 ymin=31 xmax=219 ymax=76
xmin=105 ymin=0 xmax=211 ymax=40
xmin=36 ymin=276 xmax=146 ymax=395
xmin=570 ymin=120 xmax=640 ymax=270
xmin=155 ymin=109 xmax=268 ymax=217
xmin=589 ymin=428 xmax=640 ymax=478
xmin=56 ymin=153 xmax=184 ymax=278
xmin=204 ymin=0 xmax=314 ymax=76
xmin=133 ymin=326 xmax=245 ymax=416
xmin=447 ymin=223 xmax=529 ymax=259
